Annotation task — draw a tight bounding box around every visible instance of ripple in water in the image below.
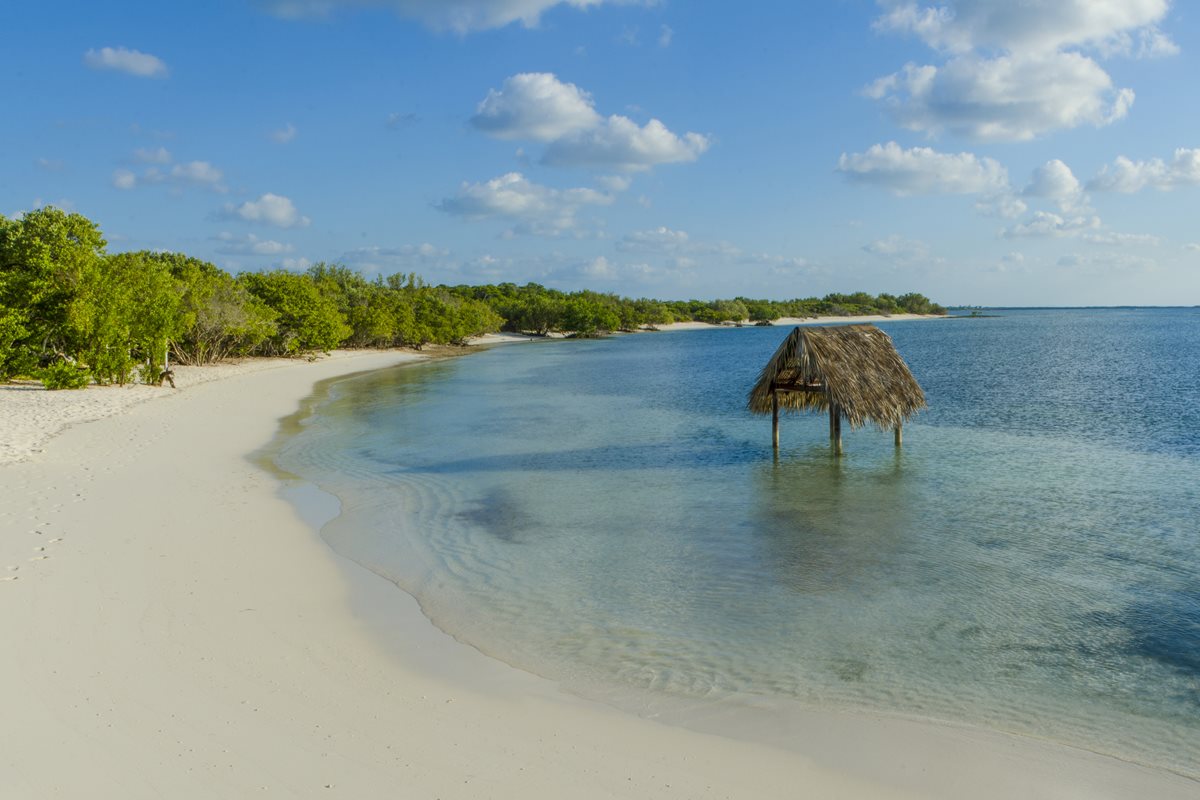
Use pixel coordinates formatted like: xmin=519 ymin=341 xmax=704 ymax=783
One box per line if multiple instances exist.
xmin=273 ymin=309 xmax=1200 ymax=777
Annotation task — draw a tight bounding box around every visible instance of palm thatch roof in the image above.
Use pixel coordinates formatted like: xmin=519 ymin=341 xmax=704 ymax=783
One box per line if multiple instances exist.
xmin=747 ymin=324 xmax=926 ymax=430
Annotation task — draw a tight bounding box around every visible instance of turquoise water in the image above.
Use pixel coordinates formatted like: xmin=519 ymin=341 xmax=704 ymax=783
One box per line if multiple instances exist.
xmin=274 ymin=309 xmax=1200 ymax=776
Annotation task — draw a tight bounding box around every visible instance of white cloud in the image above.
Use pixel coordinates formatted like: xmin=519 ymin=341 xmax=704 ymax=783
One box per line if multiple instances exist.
xmin=1134 ymin=26 xmax=1181 ymax=58
xmin=617 ymin=226 xmax=691 ymax=252
xmin=224 ymin=193 xmax=311 ymax=228
xmin=1082 ymin=231 xmax=1160 ymax=246
xmin=610 ymin=228 xmax=810 ymax=280
xmin=83 ymin=46 xmax=168 ymax=78
xmin=270 ymin=123 xmax=298 ymax=144
xmin=974 ymin=192 xmax=1027 ymax=219
xmin=1003 ymin=211 xmax=1101 ymax=238
xmin=471 ymin=73 xmax=600 ymax=141
xmin=1184 ymin=243 xmax=1200 ymax=252
xmin=872 ymin=1 xmax=1172 ymax=55
xmin=580 ymin=255 xmax=617 ymax=279
xmin=280 ymin=257 xmax=313 ymax=271
xmin=213 ymin=232 xmax=295 ymax=255
xmin=260 ymin=0 xmax=640 ymax=33
xmin=114 ymin=152 xmax=226 ymax=192
xmin=1088 ymin=149 xmax=1200 ymax=192
xmin=472 ymin=72 xmax=709 ymax=171
xmin=112 ymin=169 xmax=137 ymax=190
xmin=133 ymin=146 xmax=171 ymax=164
xmin=596 ymin=174 xmax=633 ymax=192
xmin=1024 ymin=159 xmax=1085 ymax=211
xmin=341 ymin=243 xmax=454 ymax=274
xmin=658 ymin=24 xmax=673 ymax=47
xmin=437 ymin=172 xmax=613 ymax=235
xmin=543 ymin=115 xmax=709 ymax=171
xmin=1057 ymin=252 xmax=1157 ymax=272
xmin=837 ymin=141 xmax=1009 ymax=195
xmin=868 ymin=1 xmax=1172 ymax=141
xmin=863 ymin=234 xmax=933 ymax=265
xmin=167 ymin=161 xmax=226 ymax=191
xmin=867 ymin=52 xmax=1134 ymax=141
xmin=35 ymin=158 xmax=64 ymax=171
xmin=616 ymin=227 xmax=745 ymax=262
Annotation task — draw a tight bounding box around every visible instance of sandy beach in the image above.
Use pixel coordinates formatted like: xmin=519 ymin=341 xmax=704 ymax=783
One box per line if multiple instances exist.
xmin=2 ymin=348 xmax=1196 ymax=799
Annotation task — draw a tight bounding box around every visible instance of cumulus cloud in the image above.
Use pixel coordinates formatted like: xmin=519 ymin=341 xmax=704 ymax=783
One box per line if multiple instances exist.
xmin=133 ymin=146 xmax=171 ymax=164
xmin=596 ymin=174 xmax=633 ymax=192
xmin=167 ymin=161 xmax=226 ymax=190
xmin=580 ymin=255 xmax=617 ymax=279
xmin=611 ymin=227 xmax=809 ymax=279
xmin=1057 ymin=252 xmax=1157 ymax=272
xmin=472 ymin=73 xmax=600 ymax=140
xmin=83 ymin=46 xmax=168 ymax=78
xmin=1024 ymin=159 xmax=1085 ymax=211
xmin=111 ymin=155 xmax=227 ymax=193
xmin=873 ymin=0 xmax=1173 ymax=55
xmin=543 ymin=116 xmax=709 ymax=170
xmin=1003 ymin=211 xmax=1101 ymax=238
xmin=867 ymin=1 xmax=1172 ymax=141
xmin=1082 ymin=231 xmax=1160 ymax=246
xmin=471 ymin=72 xmax=709 ymax=171
xmin=224 ymin=193 xmax=311 ymax=228
xmin=837 ymin=141 xmax=1009 ymax=195
xmin=340 ymin=244 xmax=520 ymax=281
xmin=1088 ymin=148 xmax=1200 ymax=192
xmin=270 ymin=123 xmax=298 ymax=144
xmin=617 ymin=226 xmax=691 ymax=252
xmin=279 ymin=257 xmax=314 ymax=271
xmin=866 ymin=52 xmax=1134 ymax=141
xmin=112 ymin=169 xmax=137 ymax=190
xmin=862 ymin=234 xmax=934 ymax=265
xmin=259 ymin=0 xmax=640 ymax=33
xmin=437 ymin=172 xmax=613 ymax=236
xmin=213 ymin=232 xmax=295 ymax=256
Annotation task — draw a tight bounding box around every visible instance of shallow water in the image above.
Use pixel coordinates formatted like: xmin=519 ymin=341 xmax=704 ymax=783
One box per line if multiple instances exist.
xmin=274 ymin=309 xmax=1200 ymax=776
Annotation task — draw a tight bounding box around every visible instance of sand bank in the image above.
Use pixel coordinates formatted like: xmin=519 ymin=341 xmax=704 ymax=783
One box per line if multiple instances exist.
xmin=1 ymin=351 xmax=1195 ymax=799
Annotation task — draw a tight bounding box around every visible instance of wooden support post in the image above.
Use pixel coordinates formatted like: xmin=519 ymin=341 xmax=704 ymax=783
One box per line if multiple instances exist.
xmin=829 ymin=402 xmax=843 ymax=456
xmin=894 ymin=424 xmax=903 ymax=447
xmin=771 ymin=391 xmax=780 ymax=450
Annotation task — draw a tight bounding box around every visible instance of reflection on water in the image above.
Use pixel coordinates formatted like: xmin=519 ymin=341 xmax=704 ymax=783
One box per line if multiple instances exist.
xmin=273 ymin=310 xmax=1200 ymax=778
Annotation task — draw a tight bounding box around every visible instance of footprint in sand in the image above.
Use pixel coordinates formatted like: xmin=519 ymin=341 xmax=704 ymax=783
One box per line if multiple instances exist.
xmin=33 ymin=546 xmax=45 ymax=552
xmin=48 ymin=538 xmax=63 ymax=544
xmin=1 ymin=576 xmax=18 ymax=582
xmin=29 ymin=555 xmax=49 ymax=562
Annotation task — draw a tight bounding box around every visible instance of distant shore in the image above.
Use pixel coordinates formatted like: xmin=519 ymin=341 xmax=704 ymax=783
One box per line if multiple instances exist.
xmin=1 ymin=340 xmax=1196 ymax=798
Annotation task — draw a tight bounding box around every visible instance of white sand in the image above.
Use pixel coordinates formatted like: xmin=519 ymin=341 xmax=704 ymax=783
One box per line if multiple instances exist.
xmin=2 ymin=351 xmax=1195 ymax=799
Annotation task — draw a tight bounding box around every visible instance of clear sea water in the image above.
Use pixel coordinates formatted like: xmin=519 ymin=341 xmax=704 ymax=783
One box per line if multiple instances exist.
xmin=273 ymin=309 xmax=1200 ymax=777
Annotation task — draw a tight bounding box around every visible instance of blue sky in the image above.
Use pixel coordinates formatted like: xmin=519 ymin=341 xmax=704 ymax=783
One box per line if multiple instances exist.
xmin=5 ymin=0 xmax=1199 ymax=305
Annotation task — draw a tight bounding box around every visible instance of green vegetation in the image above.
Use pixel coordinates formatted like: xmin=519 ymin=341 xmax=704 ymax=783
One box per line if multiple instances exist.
xmin=448 ymin=285 xmax=945 ymax=334
xmin=0 ymin=207 xmax=945 ymax=389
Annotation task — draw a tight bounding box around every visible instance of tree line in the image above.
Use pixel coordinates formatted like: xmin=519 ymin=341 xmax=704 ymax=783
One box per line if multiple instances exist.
xmin=0 ymin=208 xmax=944 ymax=389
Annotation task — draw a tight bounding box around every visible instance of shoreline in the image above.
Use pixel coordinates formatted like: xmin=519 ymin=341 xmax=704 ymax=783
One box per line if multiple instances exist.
xmin=1 ymin=342 xmax=1196 ymax=797
xmin=0 ymin=316 xmax=938 ymax=466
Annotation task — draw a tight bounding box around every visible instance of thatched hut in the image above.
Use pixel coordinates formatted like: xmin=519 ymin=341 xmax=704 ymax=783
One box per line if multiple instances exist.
xmin=747 ymin=324 xmax=926 ymax=454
